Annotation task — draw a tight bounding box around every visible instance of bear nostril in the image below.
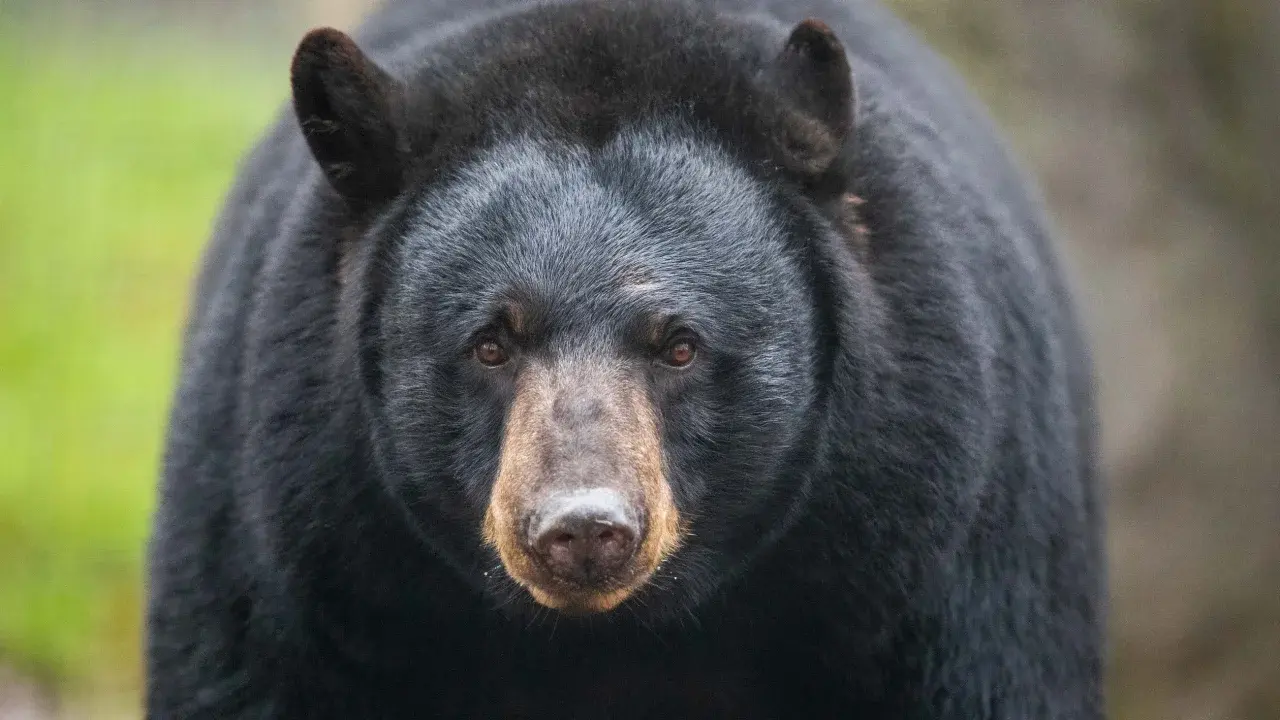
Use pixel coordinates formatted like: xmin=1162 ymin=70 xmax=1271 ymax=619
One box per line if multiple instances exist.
xmin=528 ymin=489 xmax=640 ymax=586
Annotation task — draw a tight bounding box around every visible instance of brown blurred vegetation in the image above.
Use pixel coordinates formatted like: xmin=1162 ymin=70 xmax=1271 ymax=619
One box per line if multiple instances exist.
xmin=3 ymin=0 xmax=1276 ymax=718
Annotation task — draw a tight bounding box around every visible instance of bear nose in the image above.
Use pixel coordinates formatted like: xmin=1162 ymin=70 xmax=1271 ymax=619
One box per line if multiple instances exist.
xmin=528 ymin=489 xmax=639 ymax=586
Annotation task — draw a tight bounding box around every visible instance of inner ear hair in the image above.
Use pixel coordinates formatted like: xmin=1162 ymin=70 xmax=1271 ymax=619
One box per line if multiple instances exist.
xmin=837 ymin=192 xmax=872 ymax=260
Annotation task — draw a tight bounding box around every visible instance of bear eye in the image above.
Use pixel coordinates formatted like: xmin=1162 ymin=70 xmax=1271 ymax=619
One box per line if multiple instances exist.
xmin=659 ymin=337 xmax=697 ymax=368
xmin=474 ymin=337 xmax=509 ymax=367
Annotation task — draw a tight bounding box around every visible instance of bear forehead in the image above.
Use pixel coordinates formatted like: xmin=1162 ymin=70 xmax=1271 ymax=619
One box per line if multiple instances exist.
xmin=398 ymin=128 xmax=805 ymax=290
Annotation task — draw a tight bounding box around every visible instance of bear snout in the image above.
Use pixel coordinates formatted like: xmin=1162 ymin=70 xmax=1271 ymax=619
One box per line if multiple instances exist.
xmin=482 ymin=357 xmax=683 ymax=613
xmin=526 ymin=488 xmax=642 ymax=588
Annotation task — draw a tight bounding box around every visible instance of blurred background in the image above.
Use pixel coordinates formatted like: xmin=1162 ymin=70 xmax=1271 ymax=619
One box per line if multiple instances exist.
xmin=0 ymin=0 xmax=1276 ymax=717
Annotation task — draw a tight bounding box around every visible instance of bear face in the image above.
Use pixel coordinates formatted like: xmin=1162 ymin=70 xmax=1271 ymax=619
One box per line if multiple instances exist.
xmin=290 ymin=8 xmax=858 ymax=623
xmin=374 ymin=129 xmax=827 ymax=619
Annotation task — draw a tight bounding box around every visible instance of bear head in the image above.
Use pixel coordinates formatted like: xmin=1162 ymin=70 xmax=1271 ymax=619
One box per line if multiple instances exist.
xmin=289 ymin=2 xmax=860 ymax=622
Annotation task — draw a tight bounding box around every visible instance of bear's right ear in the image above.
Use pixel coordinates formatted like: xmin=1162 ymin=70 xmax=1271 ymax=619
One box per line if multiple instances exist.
xmin=291 ymin=28 xmax=405 ymax=209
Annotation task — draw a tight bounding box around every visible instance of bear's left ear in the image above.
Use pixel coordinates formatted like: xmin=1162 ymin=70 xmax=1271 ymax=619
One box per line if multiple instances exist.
xmin=759 ymin=19 xmax=856 ymax=179
xmin=291 ymin=28 xmax=406 ymax=210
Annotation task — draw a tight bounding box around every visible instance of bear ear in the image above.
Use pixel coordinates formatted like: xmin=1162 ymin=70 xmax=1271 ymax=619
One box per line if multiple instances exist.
xmin=291 ymin=28 xmax=405 ymax=209
xmin=760 ymin=19 xmax=856 ymax=178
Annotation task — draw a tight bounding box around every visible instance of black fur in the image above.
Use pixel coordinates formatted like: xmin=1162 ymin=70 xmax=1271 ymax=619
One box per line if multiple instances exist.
xmin=290 ymin=27 xmax=406 ymax=207
xmin=148 ymin=0 xmax=1104 ymax=718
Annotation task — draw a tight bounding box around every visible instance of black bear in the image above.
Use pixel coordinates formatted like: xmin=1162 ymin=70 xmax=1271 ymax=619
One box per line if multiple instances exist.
xmin=147 ymin=0 xmax=1104 ymax=717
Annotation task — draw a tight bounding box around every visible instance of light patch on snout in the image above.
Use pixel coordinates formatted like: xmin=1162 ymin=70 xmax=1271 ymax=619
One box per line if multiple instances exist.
xmin=525 ymin=488 xmax=641 ymax=544
xmin=482 ymin=357 xmax=683 ymax=613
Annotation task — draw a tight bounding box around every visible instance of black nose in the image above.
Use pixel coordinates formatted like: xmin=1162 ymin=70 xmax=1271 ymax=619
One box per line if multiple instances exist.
xmin=528 ymin=489 xmax=640 ymax=586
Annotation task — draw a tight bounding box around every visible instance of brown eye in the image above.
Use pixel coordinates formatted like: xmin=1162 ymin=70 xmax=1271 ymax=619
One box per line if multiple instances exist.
xmin=474 ymin=338 xmax=508 ymax=367
xmin=661 ymin=338 xmax=697 ymax=368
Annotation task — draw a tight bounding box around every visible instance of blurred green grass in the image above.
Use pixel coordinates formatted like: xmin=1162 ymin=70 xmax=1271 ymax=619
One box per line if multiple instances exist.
xmin=0 ymin=28 xmax=282 ymax=701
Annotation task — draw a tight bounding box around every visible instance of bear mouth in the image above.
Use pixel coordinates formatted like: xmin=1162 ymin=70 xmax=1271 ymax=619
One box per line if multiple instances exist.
xmin=519 ymin=571 xmax=649 ymax=615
